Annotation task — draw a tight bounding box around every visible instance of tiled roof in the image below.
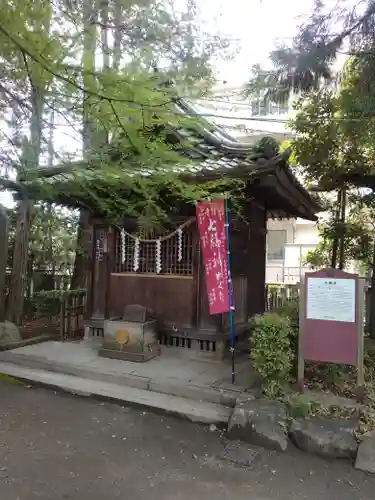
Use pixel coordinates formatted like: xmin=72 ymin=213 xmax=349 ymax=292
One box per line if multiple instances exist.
xmin=15 ymin=95 xmax=321 ymax=219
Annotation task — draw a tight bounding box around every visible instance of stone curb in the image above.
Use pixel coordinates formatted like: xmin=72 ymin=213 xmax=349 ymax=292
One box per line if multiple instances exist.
xmin=0 ymin=361 xmax=231 ymax=426
xmin=0 ymin=334 xmax=60 ymax=351
xmin=226 ymin=396 xmax=375 ymax=473
xmin=0 ymin=351 xmax=241 ymax=406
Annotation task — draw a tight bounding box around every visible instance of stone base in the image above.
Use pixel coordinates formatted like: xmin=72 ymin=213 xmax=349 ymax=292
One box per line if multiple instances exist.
xmin=98 ymin=346 xmax=161 ymax=363
xmin=289 ymin=417 xmax=358 ymax=459
xmin=0 ymin=322 xmax=21 ymax=344
xmin=228 ymin=398 xmax=288 ymax=452
xmin=355 ymin=431 xmax=375 ymax=473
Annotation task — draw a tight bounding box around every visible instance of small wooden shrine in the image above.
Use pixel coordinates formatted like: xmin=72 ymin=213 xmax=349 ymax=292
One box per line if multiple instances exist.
xmin=12 ymin=98 xmax=321 ymax=356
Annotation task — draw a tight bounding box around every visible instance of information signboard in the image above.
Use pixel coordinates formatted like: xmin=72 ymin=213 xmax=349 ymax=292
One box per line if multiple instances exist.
xmin=298 ymin=268 xmax=365 ymax=399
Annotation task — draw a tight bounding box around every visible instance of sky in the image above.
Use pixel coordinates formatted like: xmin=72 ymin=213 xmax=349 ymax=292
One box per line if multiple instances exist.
xmin=203 ymin=0 xmax=317 ymax=87
xmin=0 ymin=0 xmax=337 ymax=208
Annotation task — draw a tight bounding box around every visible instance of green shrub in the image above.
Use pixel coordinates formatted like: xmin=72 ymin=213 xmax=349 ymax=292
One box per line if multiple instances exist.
xmin=274 ymin=299 xmax=299 ymax=334
xmin=33 ymin=289 xmax=86 ymax=318
xmin=285 ymin=393 xmax=321 ymax=419
xmin=250 ymin=312 xmax=293 ymax=398
xmin=274 ymin=298 xmax=300 ymax=377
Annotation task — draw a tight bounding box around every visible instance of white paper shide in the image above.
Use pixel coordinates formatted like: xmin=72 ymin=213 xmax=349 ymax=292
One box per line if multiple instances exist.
xmin=306 ymin=277 xmax=356 ymax=323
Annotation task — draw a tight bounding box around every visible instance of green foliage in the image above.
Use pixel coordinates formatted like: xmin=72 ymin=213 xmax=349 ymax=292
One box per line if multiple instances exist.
xmin=250 ymin=312 xmax=293 ymax=398
xmin=243 ymin=2 xmax=375 ymax=278
xmin=244 ymin=2 xmax=375 ymax=104
xmin=303 ymin=208 xmax=374 ymax=273
xmin=274 ymin=299 xmax=299 ymax=334
xmin=6 ymin=204 xmax=77 ymax=274
xmin=33 ymin=288 xmax=86 ymax=318
xmin=243 ymin=2 xmax=375 ymax=275
xmin=285 ymin=394 xmax=320 ymax=419
xmin=274 ymin=298 xmax=300 ymax=377
xmin=0 ymin=0 xmax=236 ymax=217
xmin=0 ymin=373 xmax=24 ymax=385
xmin=303 ymin=242 xmax=332 ymax=270
xmin=288 ymin=67 xmax=375 ymax=272
xmin=252 ymin=136 xmax=280 ymax=158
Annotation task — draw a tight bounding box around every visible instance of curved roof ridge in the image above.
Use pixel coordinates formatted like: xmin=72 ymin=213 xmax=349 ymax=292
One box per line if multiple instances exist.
xmin=175 ymin=98 xmax=255 ymax=153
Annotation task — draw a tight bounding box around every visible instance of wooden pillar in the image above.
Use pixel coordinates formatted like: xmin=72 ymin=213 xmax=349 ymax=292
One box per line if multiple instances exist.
xmin=246 ymin=202 xmax=267 ymax=317
xmin=104 ymin=226 xmax=115 ymax=319
xmin=84 ymin=222 xmax=94 ymax=321
xmin=0 ymin=204 xmax=8 ymax=322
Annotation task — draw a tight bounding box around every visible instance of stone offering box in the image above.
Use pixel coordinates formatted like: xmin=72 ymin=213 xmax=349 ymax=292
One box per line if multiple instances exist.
xmin=99 ymin=304 xmax=160 ymax=362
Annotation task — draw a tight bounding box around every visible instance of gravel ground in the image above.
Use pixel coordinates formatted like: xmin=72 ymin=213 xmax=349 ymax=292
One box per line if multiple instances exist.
xmin=0 ymin=380 xmax=374 ymax=500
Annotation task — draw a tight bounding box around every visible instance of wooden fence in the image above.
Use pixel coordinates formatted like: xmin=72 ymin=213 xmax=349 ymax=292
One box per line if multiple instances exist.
xmin=60 ymin=290 xmax=87 ymax=340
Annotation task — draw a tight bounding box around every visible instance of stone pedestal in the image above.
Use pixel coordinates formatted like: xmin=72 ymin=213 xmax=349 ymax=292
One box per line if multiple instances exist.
xmin=99 ymin=305 xmax=160 ymax=362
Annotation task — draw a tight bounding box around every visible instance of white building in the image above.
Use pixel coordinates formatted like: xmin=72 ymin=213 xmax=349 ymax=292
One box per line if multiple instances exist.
xmin=266 ymin=218 xmax=319 ymax=284
xmin=194 ymin=86 xmax=295 ymax=144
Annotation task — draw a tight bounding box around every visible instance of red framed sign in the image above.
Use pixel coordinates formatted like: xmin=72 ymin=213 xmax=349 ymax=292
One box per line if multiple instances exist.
xmin=298 ymin=268 xmax=365 ymax=399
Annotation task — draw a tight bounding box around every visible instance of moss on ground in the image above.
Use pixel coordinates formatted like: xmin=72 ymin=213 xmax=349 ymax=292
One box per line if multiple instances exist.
xmin=0 ymin=373 xmax=24 ymax=385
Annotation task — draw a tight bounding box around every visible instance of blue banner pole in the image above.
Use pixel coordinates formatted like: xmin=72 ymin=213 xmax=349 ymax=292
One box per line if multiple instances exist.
xmin=224 ymin=196 xmax=235 ymax=384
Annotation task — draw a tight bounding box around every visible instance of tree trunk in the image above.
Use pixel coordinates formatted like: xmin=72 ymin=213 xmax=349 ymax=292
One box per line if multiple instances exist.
xmin=6 ymin=201 xmax=33 ymax=323
xmin=113 ymin=0 xmax=123 ymax=71
xmin=338 ymin=187 xmax=346 ymax=270
xmin=46 ymin=109 xmax=55 ymax=273
xmin=71 ymin=0 xmax=97 ymax=291
xmin=7 ymin=89 xmax=44 ymax=324
xmin=331 ymin=189 xmax=342 ymax=268
xmin=101 ymin=0 xmax=110 ymax=70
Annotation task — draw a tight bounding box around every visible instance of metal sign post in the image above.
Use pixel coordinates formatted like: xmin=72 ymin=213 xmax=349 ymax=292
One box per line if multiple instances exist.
xmin=224 ymin=197 xmax=235 ymax=384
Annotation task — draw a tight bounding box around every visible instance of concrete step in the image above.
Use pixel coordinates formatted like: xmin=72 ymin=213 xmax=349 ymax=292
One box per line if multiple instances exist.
xmin=0 ymin=351 xmax=241 ymax=407
xmin=0 ymin=361 xmax=231 ymax=425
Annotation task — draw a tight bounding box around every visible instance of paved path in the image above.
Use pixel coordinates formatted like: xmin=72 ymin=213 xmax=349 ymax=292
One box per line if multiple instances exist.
xmin=0 ymin=340 xmax=253 ymax=391
xmin=0 ymin=381 xmax=374 ymax=500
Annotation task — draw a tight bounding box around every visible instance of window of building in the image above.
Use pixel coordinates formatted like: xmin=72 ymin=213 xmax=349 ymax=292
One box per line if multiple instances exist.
xmin=267 ymin=229 xmax=287 ymax=260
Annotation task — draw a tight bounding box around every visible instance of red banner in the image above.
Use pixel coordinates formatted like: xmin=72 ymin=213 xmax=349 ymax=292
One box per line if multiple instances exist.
xmin=196 ymin=200 xmax=231 ymax=315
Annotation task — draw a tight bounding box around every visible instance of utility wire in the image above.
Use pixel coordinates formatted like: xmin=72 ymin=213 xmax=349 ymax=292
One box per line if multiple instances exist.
xmin=17 ymin=107 xmax=375 ymax=126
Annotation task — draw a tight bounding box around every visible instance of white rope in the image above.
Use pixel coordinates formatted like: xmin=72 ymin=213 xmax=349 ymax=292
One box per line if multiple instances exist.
xmin=156 ymin=239 xmax=162 ymax=273
xmin=133 ymin=237 xmax=140 ymax=271
xmin=120 ymin=229 xmax=126 ymax=263
xmin=177 ymin=227 xmax=183 ymax=262
xmin=118 ymin=217 xmax=195 ymax=243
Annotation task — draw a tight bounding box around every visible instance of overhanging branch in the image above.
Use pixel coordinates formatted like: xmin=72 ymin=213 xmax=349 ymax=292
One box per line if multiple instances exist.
xmin=0 ymin=177 xmax=23 ymax=191
xmin=18 ymin=162 xmax=86 ymax=181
